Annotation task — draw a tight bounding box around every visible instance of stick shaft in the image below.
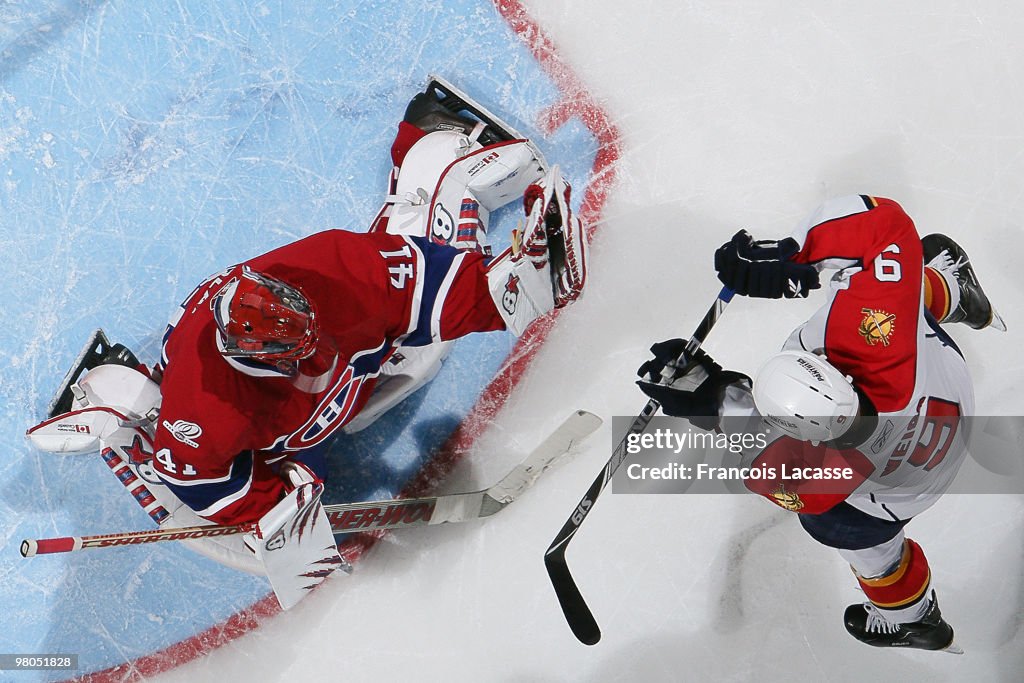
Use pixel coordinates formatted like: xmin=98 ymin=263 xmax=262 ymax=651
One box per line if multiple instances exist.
xmin=23 ymin=410 xmax=601 ymax=557
xmin=544 ymin=287 xmax=734 ymax=645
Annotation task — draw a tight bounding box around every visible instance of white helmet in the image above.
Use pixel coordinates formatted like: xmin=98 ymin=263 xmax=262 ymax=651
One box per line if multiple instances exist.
xmin=752 ymin=349 xmax=859 ymax=443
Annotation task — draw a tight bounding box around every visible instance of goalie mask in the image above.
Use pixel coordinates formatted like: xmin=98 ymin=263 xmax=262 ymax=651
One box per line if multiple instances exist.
xmin=213 ymin=267 xmax=318 ymax=364
xmin=752 ymin=349 xmax=859 ymax=443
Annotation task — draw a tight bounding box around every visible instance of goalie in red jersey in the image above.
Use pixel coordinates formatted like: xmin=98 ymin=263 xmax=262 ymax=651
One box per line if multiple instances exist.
xmin=28 ymin=79 xmax=588 ymax=589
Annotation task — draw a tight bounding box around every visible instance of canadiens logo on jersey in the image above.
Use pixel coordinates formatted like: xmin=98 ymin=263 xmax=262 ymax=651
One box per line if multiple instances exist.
xmin=282 ymin=364 xmax=366 ymax=450
xmin=858 ymin=308 xmax=896 ymax=347
xmin=770 ymin=485 xmax=804 ymax=511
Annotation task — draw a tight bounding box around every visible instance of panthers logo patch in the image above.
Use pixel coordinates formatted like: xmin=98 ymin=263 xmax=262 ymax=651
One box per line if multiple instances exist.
xmin=858 ymin=308 xmax=895 ymax=346
xmin=770 ymin=485 xmax=804 ymax=511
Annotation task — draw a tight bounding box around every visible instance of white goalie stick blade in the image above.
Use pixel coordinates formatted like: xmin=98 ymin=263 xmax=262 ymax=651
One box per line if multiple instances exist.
xmin=251 ymin=481 xmax=348 ymax=610
xmin=325 ymin=410 xmax=602 ymax=534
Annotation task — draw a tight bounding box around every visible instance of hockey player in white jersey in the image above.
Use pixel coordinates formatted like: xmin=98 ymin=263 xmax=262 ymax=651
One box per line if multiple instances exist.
xmin=636 ymin=195 xmax=1004 ymax=652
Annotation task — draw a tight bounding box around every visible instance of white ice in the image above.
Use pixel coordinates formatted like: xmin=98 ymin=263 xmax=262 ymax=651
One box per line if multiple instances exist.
xmin=154 ymin=1 xmax=1024 ymax=681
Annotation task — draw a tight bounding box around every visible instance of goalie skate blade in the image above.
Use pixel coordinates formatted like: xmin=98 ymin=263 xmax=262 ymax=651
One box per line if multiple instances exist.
xmin=426 ymin=74 xmax=523 ymax=141
xmin=47 ymin=329 xmax=113 ymax=417
xmin=990 ymin=308 xmax=1007 ymax=332
xmin=424 ymin=74 xmax=549 ymax=170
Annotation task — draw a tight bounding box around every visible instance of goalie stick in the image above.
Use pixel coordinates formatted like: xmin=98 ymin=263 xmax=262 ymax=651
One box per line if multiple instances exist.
xmin=544 ymin=287 xmax=735 ymax=645
xmin=22 ymin=410 xmax=601 ymax=558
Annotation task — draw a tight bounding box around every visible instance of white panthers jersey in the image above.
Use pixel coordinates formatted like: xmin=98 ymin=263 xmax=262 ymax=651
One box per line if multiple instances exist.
xmin=729 ymin=196 xmax=975 ymax=520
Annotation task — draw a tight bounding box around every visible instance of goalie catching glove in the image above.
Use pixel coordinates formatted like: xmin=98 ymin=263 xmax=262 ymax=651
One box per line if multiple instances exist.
xmin=486 ymin=165 xmax=588 ymax=335
xmin=636 ymin=339 xmax=751 ymax=431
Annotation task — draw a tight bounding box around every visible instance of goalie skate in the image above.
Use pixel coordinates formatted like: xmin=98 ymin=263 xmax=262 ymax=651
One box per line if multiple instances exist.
xmin=46 ymin=329 xmax=141 ymax=418
xmin=415 ymin=74 xmax=548 ymax=168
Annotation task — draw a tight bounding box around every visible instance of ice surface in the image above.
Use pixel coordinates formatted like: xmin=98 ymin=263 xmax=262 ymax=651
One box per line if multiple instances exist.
xmin=154 ymin=2 xmax=1024 ymax=681
xmin=1 ymin=1 xmax=594 ymax=680
xmin=4 ymin=0 xmax=1023 ymax=681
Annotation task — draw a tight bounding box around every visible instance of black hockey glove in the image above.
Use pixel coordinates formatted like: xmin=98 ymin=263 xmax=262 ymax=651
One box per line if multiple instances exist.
xmin=636 ymin=338 xmax=751 ymax=431
xmin=714 ymin=230 xmax=821 ymax=299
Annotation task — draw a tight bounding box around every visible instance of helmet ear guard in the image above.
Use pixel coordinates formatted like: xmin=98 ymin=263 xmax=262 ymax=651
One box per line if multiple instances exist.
xmin=752 ymin=349 xmax=859 ymax=443
xmin=213 ymin=267 xmax=318 ymax=364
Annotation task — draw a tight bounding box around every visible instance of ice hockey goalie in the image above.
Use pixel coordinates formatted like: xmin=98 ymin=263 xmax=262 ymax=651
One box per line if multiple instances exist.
xmin=26 ymin=77 xmax=589 ymax=607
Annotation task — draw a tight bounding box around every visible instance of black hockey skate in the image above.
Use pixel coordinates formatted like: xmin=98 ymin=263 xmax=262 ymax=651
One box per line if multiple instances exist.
xmin=844 ymin=591 xmax=962 ymax=654
xmin=403 ymin=78 xmax=514 ymax=148
xmin=922 ymin=233 xmax=1006 ymax=331
xmin=47 ymin=329 xmax=140 ymax=417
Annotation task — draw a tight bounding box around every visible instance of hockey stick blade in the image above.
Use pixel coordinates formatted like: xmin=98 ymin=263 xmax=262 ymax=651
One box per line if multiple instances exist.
xmin=544 ymin=401 xmax=658 ymax=646
xmin=325 ymin=409 xmax=601 ymax=534
xmin=544 ymin=551 xmax=599 ymax=645
xmin=544 ymin=288 xmax=734 ymax=645
xmin=22 ymin=411 xmax=602 ymax=557
xmin=543 ymin=466 xmax=612 ymax=645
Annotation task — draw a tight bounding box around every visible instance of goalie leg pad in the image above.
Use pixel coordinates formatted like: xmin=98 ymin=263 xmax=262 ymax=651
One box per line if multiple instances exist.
xmin=27 ymin=364 xmax=162 ymax=455
xmin=454 ymin=140 xmax=546 ymax=212
xmin=384 ymin=130 xmax=480 ymax=239
xmin=383 ymin=132 xmax=546 ymax=254
xmin=427 ymin=140 xmax=545 ymax=253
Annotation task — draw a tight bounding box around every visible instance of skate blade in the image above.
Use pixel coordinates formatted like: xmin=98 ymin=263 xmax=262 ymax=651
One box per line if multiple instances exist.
xmin=940 ymin=640 xmax=964 ymax=655
xmin=989 ymin=308 xmax=1007 ymax=332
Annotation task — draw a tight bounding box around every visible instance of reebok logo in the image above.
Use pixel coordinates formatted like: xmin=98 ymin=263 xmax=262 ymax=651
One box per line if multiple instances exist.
xmin=265 ymin=529 xmax=287 ymax=552
xmin=163 ymin=419 xmax=202 ymax=448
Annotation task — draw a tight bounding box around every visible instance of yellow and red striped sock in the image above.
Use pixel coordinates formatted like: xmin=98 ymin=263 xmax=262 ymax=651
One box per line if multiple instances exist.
xmin=923 ymin=266 xmax=952 ymax=322
xmin=856 ymin=538 xmax=932 ymax=622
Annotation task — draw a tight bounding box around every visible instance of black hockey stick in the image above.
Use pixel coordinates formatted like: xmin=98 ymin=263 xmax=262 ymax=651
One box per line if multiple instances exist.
xmin=544 ymin=286 xmax=735 ymax=645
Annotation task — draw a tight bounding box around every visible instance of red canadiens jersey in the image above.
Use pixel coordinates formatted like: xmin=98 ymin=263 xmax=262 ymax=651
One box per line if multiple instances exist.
xmin=739 ymin=196 xmax=975 ymax=519
xmin=151 ymin=230 xmax=504 ymax=525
